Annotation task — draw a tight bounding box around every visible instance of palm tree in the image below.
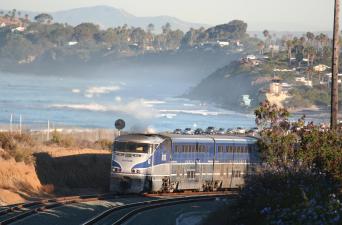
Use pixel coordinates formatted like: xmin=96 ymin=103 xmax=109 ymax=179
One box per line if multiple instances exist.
xmin=162 ymin=22 xmax=171 ymax=34
xmin=306 ymin=32 xmax=315 ymax=45
xmin=11 ymin=9 xmax=16 ymax=20
xmin=299 ymin=37 xmax=306 ymax=55
xmin=286 ymin=40 xmax=293 ymax=63
xmin=331 ymin=0 xmax=340 ymax=129
xmin=257 ymin=41 xmax=265 ymax=54
xmin=306 ymin=46 xmax=316 ymax=66
xmin=263 ymin=29 xmax=270 ymax=48
xmin=147 ymin=23 xmax=154 ymax=33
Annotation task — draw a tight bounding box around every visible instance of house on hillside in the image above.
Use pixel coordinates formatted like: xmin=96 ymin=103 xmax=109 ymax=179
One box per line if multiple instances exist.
xmin=266 ymin=77 xmax=290 ymax=107
xmin=144 ymin=45 xmax=155 ymax=51
xmin=273 ymin=68 xmax=296 ymax=72
xmin=269 ymin=77 xmax=282 ymax=95
xmin=246 ymin=55 xmax=256 ymax=60
xmin=200 ymin=40 xmax=230 ymax=48
xmin=240 ymin=95 xmax=252 ymax=107
xmin=314 ymin=64 xmax=330 ymax=72
xmin=240 ymin=55 xmax=261 ymax=66
xmin=233 ymin=40 xmax=243 ymax=47
xmin=323 ymin=73 xmax=342 ymax=84
xmin=217 ymin=41 xmax=229 ymax=47
xmin=295 ymin=77 xmax=312 ymax=87
xmin=268 ymin=44 xmax=280 ymax=53
xmin=11 ymin=26 xmax=25 ymax=32
xmin=68 ymin=41 xmax=78 ymax=46
xmin=0 ymin=17 xmax=22 ymax=27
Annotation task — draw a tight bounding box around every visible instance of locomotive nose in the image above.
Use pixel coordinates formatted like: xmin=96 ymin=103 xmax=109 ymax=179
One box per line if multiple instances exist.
xmin=120 ymin=176 xmax=132 ymax=189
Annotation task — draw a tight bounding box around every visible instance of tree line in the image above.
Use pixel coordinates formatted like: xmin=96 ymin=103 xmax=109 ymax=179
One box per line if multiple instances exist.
xmin=0 ymin=12 xmax=249 ymax=64
xmin=258 ymin=29 xmax=332 ymax=66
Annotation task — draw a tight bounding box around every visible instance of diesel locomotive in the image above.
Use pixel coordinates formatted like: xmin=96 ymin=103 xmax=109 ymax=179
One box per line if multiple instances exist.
xmin=110 ymin=133 xmax=259 ymax=193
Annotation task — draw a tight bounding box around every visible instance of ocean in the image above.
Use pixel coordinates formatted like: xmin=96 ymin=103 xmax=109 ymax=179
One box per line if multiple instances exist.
xmin=0 ymin=70 xmax=255 ymax=132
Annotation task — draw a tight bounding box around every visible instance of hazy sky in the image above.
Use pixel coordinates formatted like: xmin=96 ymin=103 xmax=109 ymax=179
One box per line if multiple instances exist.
xmin=1 ymin=0 xmax=337 ymax=31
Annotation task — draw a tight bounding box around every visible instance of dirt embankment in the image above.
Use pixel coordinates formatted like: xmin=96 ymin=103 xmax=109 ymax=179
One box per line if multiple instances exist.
xmin=0 ymin=148 xmax=111 ymax=205
xmin=0 ymin=158 xmax=42 ymax=205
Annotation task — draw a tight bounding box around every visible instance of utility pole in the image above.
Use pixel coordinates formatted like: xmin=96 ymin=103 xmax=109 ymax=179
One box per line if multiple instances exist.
xmin=19 ymin=114 xmax=22 ymax=135
xmin=9 ymin=114 xmax=13 ymax=133
xmin=331 ymin=0 xmax=340 ymax=129
xmin=47 ymin=120 xmax=50 ymax=141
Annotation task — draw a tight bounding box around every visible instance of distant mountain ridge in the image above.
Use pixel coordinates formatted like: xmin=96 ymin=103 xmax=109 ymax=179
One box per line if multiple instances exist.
xmin=3 ymin=5 xmax=206 ymax=31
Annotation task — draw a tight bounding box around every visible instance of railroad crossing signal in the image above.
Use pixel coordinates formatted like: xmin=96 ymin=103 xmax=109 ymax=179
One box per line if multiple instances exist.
xmin=115 ymin=119 xmax=125 ymax=136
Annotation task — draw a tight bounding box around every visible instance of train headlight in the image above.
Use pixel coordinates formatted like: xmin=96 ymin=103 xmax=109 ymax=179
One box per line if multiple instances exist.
xmin=131 ymin=169 xmax=141 ymax=174
xmin=113 ymin=167 xmax=121 ymax=173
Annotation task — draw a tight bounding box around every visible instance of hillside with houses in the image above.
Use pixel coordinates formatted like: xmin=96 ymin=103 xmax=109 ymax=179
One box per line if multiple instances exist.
xmin=186 ymin=30 xmax=341 ymax=112
xmin=0 ymin=8 xmax=339 ymax=113
xmin=0 ymin=9 xmax=258 ymax=74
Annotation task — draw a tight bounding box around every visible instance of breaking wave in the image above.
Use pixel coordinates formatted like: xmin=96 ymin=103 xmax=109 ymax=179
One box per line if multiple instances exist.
xmin=159 ymin=109 xmax=221 ymax=116
xmin=84 ymin=85 xmax=121 ymax=98
xmin=50 ymin=99 xmax=156 ymax=119
xmin=156 ymin=113 xmax=177 ymax=119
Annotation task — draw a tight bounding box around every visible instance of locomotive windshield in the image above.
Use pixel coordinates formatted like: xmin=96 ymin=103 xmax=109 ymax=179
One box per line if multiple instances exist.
xmin=114 ymin=141 xmax=151 ymax=153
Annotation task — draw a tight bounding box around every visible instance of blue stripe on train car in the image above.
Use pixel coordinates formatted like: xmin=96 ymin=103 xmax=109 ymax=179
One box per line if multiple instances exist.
xmin=153 ymin=143 xmax=171 ymax=166
xmin=112 ymin=160 xmax=122 ymax=168
xmin=132 ymin=156 xmax=153 ymax=169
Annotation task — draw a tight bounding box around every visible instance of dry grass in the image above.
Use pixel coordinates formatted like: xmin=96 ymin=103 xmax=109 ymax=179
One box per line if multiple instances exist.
xmin=45 ymin=130 xmax=113 ymax=150
xmin=42 ymin=147 xmax=111 ymax=157
xmin=0 ymin=132 xmax=37 ymax=164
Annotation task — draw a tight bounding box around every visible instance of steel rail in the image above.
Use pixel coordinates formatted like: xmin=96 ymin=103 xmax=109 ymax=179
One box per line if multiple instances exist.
xmin=111 ymin=195 xmax=222 ymax=225
xmin=0 ymin=193 xmax=121 ymax=225
xmin=82 ymin=194 xmax=228 ymax=225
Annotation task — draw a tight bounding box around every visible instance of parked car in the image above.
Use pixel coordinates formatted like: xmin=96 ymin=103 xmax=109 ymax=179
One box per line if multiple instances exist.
xmin=247 ymin=127 xmax=259 ymax=135
xmin=206 ymin=126 xmax=216 ymax=134
xmin=226 ymin=128 xmax=234 ymax=134
xmin=173 ymin=128 xmax=182 ymax=134
xmin=216 ymin=128 xmax=225 ymax=135
xmin=183 ymin=128 xmax=194 ymax=135
xmin=194 ymin=128 xmax=204 ymax=135
xmin=235 ymin=127 xmax=246 ymax=134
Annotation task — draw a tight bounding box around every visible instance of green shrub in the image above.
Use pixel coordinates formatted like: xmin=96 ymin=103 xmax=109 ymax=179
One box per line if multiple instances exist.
xmin=206 ymin=102 xmax=342 ymax=225
xmin=11 ymin=148 xmax=35 ymax=164
xmin=204 ymin=170 xmax=342 ymax=225
xmin=0 ymin=132 xmax=17 ymax=151
xmin=49 ymin=131 xmax=75 ymax=148
xmin=0 ymin=132 xmax=36 ymax=164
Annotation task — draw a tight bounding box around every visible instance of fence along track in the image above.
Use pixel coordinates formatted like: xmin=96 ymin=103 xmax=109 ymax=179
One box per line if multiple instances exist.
xmin=0 ymin=193 xmax=120 ymax=225
xmin=82 ymin=194 xmax=228 ymax=225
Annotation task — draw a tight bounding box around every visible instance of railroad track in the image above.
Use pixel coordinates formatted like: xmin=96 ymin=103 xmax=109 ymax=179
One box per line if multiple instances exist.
xmin=0 ymin=193 xmax=121 ymax=225
xmin=82 ymin=194 xmax=230 ymax=225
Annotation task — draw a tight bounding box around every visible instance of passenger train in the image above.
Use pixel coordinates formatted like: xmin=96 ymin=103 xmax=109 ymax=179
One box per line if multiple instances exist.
xmin=110 ymin=133 xmax=259 ymax=193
